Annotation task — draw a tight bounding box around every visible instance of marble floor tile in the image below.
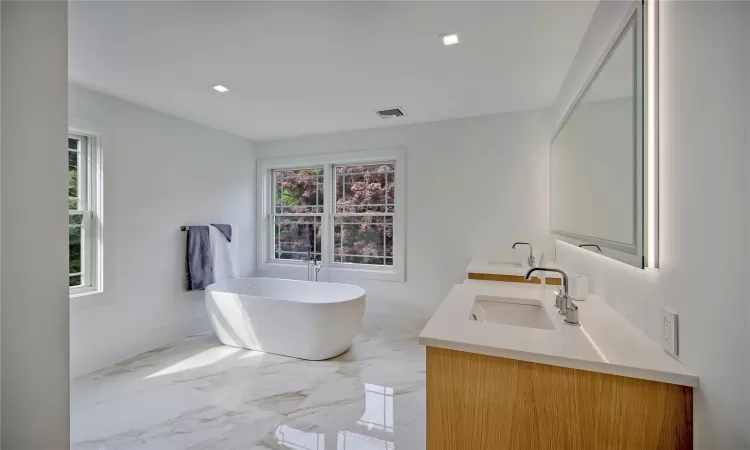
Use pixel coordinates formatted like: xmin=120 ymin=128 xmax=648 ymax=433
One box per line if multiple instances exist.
xmin=71 ymin=315 xmax=428 ymax=450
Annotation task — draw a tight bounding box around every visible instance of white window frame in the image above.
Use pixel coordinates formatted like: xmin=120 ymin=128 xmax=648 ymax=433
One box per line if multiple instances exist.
xmin=69 ymin=127 xmax=103 ymax=297
xmin=257 ymin=148 xmax=406 ymax=282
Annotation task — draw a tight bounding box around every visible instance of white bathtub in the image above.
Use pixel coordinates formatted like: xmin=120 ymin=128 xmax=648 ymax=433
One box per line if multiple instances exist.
xmin=205 ymin=277 xmax=366 ymax=360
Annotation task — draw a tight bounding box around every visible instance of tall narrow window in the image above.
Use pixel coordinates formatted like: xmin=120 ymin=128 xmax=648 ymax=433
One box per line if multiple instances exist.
xmin=272 ymin=168 xmax=324 ymax=261
xmin=334 ymin=163 xmax=395 ymax=266
xmin=69 ymin=131 xmax=100 ymax=294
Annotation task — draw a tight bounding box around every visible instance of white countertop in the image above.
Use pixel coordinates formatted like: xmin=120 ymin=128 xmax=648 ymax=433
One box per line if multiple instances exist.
xmin=466 ymin=258 xmax=562 ymax=278
xmin=418 ymin=281 xmax=698 ymax=387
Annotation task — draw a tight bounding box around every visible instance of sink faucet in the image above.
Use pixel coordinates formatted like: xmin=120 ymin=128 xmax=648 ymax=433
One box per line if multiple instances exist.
xmin=525 ymin=267 xmax=579 ymax=326
xmin=512 ymin=242 xmax=535 ymax=267
xmin=579 ymin=244 xmax=602 ymax=253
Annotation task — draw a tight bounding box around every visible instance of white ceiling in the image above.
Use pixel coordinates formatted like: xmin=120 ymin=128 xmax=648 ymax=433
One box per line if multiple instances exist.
xmin=69 ymin=1 xmax=597 ymax=141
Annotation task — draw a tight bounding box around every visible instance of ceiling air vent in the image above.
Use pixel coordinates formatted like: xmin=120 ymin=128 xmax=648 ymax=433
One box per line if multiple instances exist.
xmin=375 ymin=107 xmax=407 ymax=119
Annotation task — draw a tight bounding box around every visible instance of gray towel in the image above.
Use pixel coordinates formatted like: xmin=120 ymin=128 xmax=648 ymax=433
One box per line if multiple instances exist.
xmin=186 ymin=226 xmax=214 ymax=290
xmin=210 ymin=224 xmax=232 ymax=242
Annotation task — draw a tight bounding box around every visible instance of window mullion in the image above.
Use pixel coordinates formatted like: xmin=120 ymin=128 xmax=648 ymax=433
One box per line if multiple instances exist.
xmin=80 ymin=135 xmax=89 ymax=211
xmin=271 ymin=169 xmax=278 ymax=261
xmin=322 ymin=164 xmax=333 ymax=265
xmin=82 ymin=210 xmax=92 ymax=288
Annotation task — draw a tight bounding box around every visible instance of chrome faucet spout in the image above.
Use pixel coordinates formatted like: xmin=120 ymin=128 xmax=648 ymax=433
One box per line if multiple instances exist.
xmin=306 ymin=251 xmax=320 ymax=282
xmin=525 ymin=267 xmax=579 ymax=326
xmin=579 ymin=244 xmax=602 ymax=253
xmin=525 ymin=267 xmax=568 ymax=296
xmin=512 ymin=242 xmax=535 ymax=267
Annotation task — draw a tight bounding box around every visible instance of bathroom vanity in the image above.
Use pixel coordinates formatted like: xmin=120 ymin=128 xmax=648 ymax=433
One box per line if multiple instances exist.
xmin=418 ymin=282 xmax=696 ymax=450
xmin=421 ymin=0 xmax=690 ymax=447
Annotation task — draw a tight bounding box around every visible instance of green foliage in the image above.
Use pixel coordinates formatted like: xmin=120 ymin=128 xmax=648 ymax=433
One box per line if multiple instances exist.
xmin=69 ymin=151 xmax=78 ymax=201
xmin=281 ymin=189 xmax=297 ymax=206
xmin=69 ymin=149 xmax=82 ymax=286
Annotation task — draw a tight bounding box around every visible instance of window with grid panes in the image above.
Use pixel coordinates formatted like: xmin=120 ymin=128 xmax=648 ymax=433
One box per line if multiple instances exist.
xmin=267 ymin=160 xmax=398 ymax=270
xmin=271 ymin=168 xmax=324 ymax=262
xmin=333 ymin=163 xmax=395 ymax=266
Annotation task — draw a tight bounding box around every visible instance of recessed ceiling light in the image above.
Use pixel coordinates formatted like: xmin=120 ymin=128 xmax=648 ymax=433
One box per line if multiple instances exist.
xmin=440 ymin=32 xmax=460 ymax=46
xmin=212 ymin=85 xmax=230 ymax=93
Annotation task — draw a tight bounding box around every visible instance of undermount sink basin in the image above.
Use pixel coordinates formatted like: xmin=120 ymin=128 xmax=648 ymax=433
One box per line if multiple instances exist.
xmin=470 ymin=295 xmax=555 ymax=330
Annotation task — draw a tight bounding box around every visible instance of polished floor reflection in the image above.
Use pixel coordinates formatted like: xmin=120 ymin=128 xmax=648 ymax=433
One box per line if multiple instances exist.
xmin=71 ymin=314 xmax=427 ymax=450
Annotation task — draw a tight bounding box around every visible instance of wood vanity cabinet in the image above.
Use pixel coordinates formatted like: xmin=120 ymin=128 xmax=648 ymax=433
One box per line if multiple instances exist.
xmin=426 ymin=346 xmax=693 ymax=450
xmin=467 ymin=272 xmax=562 ymax=286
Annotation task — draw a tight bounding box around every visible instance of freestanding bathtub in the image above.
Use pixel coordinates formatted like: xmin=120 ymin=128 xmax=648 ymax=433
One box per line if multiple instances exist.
xmin=205 ymin=277 xmax=366 ymax=360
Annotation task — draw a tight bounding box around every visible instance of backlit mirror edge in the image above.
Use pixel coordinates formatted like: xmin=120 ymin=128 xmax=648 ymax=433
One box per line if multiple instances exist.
xmin=645 ymin=0 xmax=659 ymax=269
xmin=550 ymin=2 xmax=648 ymax=269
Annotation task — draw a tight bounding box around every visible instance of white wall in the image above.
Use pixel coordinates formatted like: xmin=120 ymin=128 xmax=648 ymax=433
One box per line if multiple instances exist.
xmin=554 ymin=2 xmax=750 ymax=448
xmin=69 ymin=85 xmax=255 ymax=378
xmin=747 ymin=9 xmax=750 ymax=410
xmin=0 ymin=0 xmax=4 ymax=436
xmin=1 ymin=1 xmax=70 ymax=447
xmin=256 ymin=110 xmax=551 ymax=317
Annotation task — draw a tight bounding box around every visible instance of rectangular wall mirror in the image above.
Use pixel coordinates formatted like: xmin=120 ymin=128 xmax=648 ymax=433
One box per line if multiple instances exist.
xmin=551 ymin=6 xmax=645 ymax=268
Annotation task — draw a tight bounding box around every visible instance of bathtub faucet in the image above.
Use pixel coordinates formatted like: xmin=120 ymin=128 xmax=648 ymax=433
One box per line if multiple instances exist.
xmin=306 ymin=252 xmax=321 ymax=282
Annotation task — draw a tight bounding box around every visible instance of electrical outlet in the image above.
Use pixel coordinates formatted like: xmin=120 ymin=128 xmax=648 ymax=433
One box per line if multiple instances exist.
xmin=660 ymin=308 xmax=679 ymax=356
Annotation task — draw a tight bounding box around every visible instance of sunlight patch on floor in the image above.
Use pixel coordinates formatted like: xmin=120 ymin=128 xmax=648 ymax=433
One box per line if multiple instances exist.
xmin=238 ymin=349 xmax=265 ymax=360
xmin=145 ymin=346 xmax=241 ymax=379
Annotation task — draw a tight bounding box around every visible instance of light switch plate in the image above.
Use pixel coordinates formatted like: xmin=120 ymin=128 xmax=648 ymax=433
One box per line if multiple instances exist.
xmin=660 ymin=308 xmax=679 ymax=356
